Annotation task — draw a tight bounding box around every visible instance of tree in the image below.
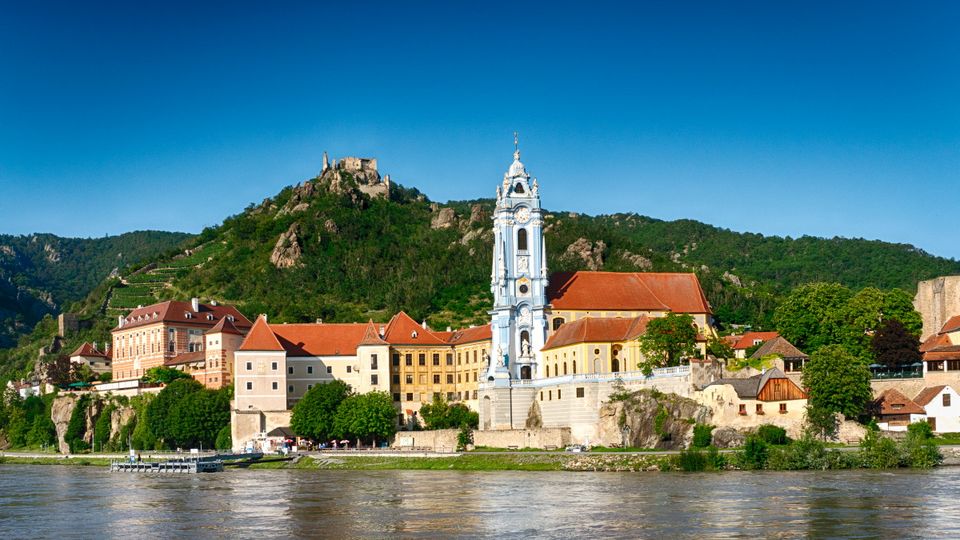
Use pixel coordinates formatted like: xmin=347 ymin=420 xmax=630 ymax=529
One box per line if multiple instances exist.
xmin=334 ymin=392 xmax=397 ymax=445
xmin=871 ymin=318 xmax=922 ymax=369
xmin=215 ymin=424 xmax=232 ymax=450
xmin=145 ymin=378 xmax=204 ymax=446
xmin=44 ymin=355 xmax=77 ymax=386
xmin=141 ymin=366 xmax=192 ymax=385
xmin=706 ymin=336 xmax=733 ymax=359
xmin=419 ymin=394 xmax=479 ymax=429
xmin=167 ymin=388 xmax=230 ymax=449
xmin=802 ymin=344 xmax=873 ymax=420
xmin=804 ymin=403 xmax=839 ymax=442
xmin=837 ymin=288 xmax=922 ymax=359
xmin=637 ymin=313 xmax=699 ymax=375
xmin=290 ymin=380 xmax=351 ymax=442
xmin=773 ymin=283 xmax=852 ymax=352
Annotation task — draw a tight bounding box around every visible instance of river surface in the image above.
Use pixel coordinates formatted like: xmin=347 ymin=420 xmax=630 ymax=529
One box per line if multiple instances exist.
xmin=1 ymin=465 xmax=959 ymax=538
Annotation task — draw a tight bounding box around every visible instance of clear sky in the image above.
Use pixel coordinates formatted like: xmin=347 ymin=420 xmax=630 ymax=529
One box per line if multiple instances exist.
xmin=1 ymin=1 xmax=957 ymax=258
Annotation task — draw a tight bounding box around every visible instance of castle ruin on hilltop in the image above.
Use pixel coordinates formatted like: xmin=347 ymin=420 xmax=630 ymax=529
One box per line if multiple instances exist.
xmin=320 ymin=151 xmax=390 ymax=199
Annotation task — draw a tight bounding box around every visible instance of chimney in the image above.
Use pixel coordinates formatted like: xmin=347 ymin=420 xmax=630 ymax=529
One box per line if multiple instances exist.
xmin=421 ymin=320 xmax=427 ymax=329
xmin=379 ymin=326 xmax=385 ymax=337
xmin=210 ymin=300 xmax=218 ymax=306
xmin=118 ymin=315 xmax=125 ymax=328
xmin=446 ymin=326 xmax=452 ymax=332
xmin=191 ymin=297 xmax=200 ymax=312
xmin=316 ymin=318 xmax=323 ymax=324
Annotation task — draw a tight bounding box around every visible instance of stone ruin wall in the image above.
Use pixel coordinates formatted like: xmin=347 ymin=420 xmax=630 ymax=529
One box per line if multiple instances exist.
xmin=915 ymin=276 xmax=960 ymax=340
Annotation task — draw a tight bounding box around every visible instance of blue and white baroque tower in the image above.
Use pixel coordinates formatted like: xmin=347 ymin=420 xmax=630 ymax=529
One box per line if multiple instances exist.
xmin=488 ymin=135 xmax=548 ymax=381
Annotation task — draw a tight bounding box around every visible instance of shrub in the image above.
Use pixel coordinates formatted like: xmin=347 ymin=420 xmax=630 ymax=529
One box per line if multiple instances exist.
xmin=766 ymin=434 xmax=829 ymax=470
xmin=756 ymin=424 xmax=788 ymax=445
xmin=215 ymin=424 xmax=232 ymax=451
xmin=692 ymin=424 xmax=713 ymax=448
xmin=456 ymin=425 xmax=473 ymax=451
xmin=677 ymin=447 xmax=708 ymax=471
xmin=65 ymin=395 xmax=91 ymax=453
xmin=654 ymin=405 xmax=670 ymax=441
xmin=901 ymin=421 xmax=941 ymax=469
xmin=738 ymin=434 xmax=769 ymax=470
xmin=858 ymin=427 xmax=900 ymax=469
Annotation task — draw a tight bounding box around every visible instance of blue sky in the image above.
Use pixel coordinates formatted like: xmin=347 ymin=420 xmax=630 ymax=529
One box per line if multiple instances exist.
xmin=1 ymin=1 xmax=958 ymax=259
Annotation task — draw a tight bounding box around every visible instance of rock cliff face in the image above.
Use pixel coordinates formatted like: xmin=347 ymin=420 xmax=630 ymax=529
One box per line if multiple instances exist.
xmin=50 ymin=396 xmax=76 ymax=453
xmin=596 ymin=390 xmax=712 ymax=450
xmin=50 ymin=395 xmax=135 ymax=453
xmin=562 ymin=238 xmax=605 ymax=270
xmin=270 ymin=222 xmax=304 ymax=269
xmin=431 ymin=207 xmax=457 ymax=230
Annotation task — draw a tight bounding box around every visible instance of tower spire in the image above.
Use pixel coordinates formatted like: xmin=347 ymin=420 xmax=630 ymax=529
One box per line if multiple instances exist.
xmin=514 ymin=131 xmax=520 ymax=160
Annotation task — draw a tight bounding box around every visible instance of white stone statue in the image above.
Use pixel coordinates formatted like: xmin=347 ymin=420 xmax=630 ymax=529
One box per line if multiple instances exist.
xmin=522 ymin=338 xmax=531 ymax=357
xmin=532 ymin=178 xmax=539 ymax=196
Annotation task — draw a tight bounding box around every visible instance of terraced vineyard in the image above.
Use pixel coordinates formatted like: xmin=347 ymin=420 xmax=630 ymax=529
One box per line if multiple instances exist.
xmin=106 ymin=242 xmax=226 ymax=315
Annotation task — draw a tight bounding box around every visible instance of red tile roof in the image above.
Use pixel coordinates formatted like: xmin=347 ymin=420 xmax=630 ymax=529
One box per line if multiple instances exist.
xmin=921 ymin=333 xmax=951 ymax=352
xmin=924 ymin=346 xmax=960 ymax=362
xmin=542 ymin=316 xmax=650 ymax=351
xmin=914 ymin=386 xmax=949 ymax=407
xmin=115 ymin=300 xmax=252 ymax=331
xmin=940 ymin=315 xmax=960 ymax=334
xmin=447 ymin=324 xmax=493 ymax=345
xmin=239 ymin=315 xmax=285 ymax=352
xmin=271 ymin=323 xmax=369 ymax=356
xmin=874 ymin=389 xmax=926 ymax=416
xmin=164 ymin=351 xmax=205 ymax=366
xmin=547 ymin=271 xmax=711 ymax=313
xmin=381 ymin=312 xmax=449 ymax=346
xmin=206 ymin=317 xmax=244 ymax=336
xmin=732 ymin=332 xmax=779 ymax=350
xmin=358 ymin=320 xmax=389 ymax=346
xmin=69 ymin=342 xmax=109 ymax=359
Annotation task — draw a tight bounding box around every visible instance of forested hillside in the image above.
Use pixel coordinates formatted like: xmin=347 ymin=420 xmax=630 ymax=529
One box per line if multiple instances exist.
xmin=1 ymin=166 xmax=957 ymax=381
xmin=0 ymin=231 xmax=192 ymax=347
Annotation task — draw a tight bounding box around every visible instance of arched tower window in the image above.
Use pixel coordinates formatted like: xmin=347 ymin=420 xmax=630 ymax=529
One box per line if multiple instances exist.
xmin=520 ymin=330 xmax=530 ymax=345
xmin=517 ymin=228 xmax=528 ymax=251
xmin=514 ymin=183 xmax=525 ymax=194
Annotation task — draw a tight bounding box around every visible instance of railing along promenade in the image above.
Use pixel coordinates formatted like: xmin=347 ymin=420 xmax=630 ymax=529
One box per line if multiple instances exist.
xmin=510 ymin=365 xmax=691 ymax=387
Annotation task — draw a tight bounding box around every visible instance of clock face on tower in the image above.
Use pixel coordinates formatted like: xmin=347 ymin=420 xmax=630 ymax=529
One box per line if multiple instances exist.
xmin=515 ymin=207 xmax=530 ymax=224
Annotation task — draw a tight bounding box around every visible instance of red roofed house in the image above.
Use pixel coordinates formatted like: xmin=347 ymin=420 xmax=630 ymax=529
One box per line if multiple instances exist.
xmin=873 ymin=388 xmax=927 ymax=432
xmin=913 ymin=385 xmax=960 ymax=433
xmin=69 ymin=342 xmax=112 ymax=375
xmin=921 ymin=315 xmax=960 ymax=386
xmin=111 ymin=298 xmax=252 ymax=389
xmin=728 ymin=331 xmax=779 ymax=359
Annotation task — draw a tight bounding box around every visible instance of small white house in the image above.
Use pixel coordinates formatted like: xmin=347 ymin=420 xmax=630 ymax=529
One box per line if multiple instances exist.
xmin=914 ymin=385 xmax=960 ymax=434
xmin=874 ymin=389 xmax=927 ymax=432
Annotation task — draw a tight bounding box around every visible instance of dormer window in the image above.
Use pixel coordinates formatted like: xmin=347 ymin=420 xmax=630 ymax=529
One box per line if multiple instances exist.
xmin=207 ymin=314 xmax=214 ymax=320
xmin=184 ymin=312 xmax=192 ymax=319
xmin=411 ymin=331 xmax=418 ymax=339
xmin=226 ymin=315 xmax=234 ymax=322
xmin=892 ymin=404 xmax=903 ymax=410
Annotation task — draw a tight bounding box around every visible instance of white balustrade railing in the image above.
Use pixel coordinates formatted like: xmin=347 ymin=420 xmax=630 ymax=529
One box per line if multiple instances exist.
xmin=504 ymin=364 xmax=690 ymax=388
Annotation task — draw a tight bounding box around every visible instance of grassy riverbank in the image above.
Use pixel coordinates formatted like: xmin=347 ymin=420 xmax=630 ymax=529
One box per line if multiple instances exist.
xmin=0 ymin=456 xmax=112 ymax=466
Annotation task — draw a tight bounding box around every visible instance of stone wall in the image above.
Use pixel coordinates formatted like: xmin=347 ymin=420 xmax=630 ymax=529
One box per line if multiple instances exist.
xmin=392 ymin=429 xmax=459 ymax=451
xmin=915 ymin=276 xmax=960 ymax=340
xmin=473 ymin=428 xmax=571 ymax=449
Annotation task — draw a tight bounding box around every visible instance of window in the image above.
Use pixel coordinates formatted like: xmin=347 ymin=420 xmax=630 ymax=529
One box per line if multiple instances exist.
xmin=548 ymin=390 xmax=552 ymax=401
xmin=779 ymin=403 xmax=787 ymax=414
xmin=446 ymin=354 xmax=453 ymax=366
xmin=406 ymin=393 xmax=413 ymax=401
xmin=594 ymin=348 xmax=600 ymax=355
xmin=563 ymin=362 xmax=568 ymax=375
xmin=245 ymin=362 xmax=252 ymax=371
xmin=472 ymin=390 xmax=477 ymax=399
xmin=576 ymin=387 xmax=585 ymax=398
xmin=393 ymin=393 xmax=401 ymax=402
xmin=546 ymin=365 xmax=550 ymax=377
xmin=572 ymin=362 xmax=577 ymax=374
xmin=517 ymin=228 xmax=528 ymax=251
xmin=458 ymin=374 xmax=462 ymax=383
xmin=432 ymin=353 xmax=440 ymax=366
xmin=405 ymin=354 xmax=412 ymax=366
xmin=756 ymin=404 xmax=764 ymax=415
xmin=168 ymin=329 xmax=176 ymax=352
xmin=392 ymin=353 xmax=400 ymax=366
xmin=371 ymin=374 xmax=378 ymax=385
xmin=271 ymin=362 xmax=278 ymax=371
xmin=457 ymin=353 xmax=462 ymax=365
xmin=371 ymin=354 xmax=378 ymax=370
xmin=288 ymin=385 xmax=294 ymax=393
xmin=419 ymin=354 xmax=426 ymax=366
xmin=473 ymin=373 xmax=477 ymax=382
xmin=558 ymin=390 xmax=562 ymax=400
xmin=433 ymin=374 xmax=440 ymax=384
xmin=949 ymin=360 xmax=960 ymax=371
xmin=406 ymin=375 xmax=413 ymax=384
xmin=393 ymin=374 xmax=400 ymax=384
xmin=346 ymin=366 xmax=352 ymax=373
xmin=326 ymin=366 xmax=332 ymax=374
xmin=446 ymin=374 xmax=454 ymax=384
xmin=447 ymin=392 xmax=455 ymax=401
xmin=739 ymin=404 xmax=746 ymax=415
xmin=288 ymin=366 xmax=294 ymax=375
xmin=945 ymin=394 xmax=952 ymax=407
xmin=272 ymin=382 xmax=278 ymax=390
xmin=473 ymin=351 xmax=478 ymax=363
xmin=246 ymin=382 xmax=252 ymax=391
xmin=519 ymin=284 xmax=529 ymax=294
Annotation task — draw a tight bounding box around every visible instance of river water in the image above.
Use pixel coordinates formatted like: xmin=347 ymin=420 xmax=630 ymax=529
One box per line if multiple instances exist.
xmin=1 ymin=465 xmax=959 ymax=538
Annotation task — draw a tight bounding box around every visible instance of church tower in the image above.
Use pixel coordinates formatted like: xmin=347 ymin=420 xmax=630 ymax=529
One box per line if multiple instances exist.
xmin=488 ymin=134 xmax=548 ymax=381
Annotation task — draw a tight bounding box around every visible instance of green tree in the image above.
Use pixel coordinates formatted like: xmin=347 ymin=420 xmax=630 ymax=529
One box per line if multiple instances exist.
xmin=166 ymin=388 xmax=230 ymax=449
xmin=418 ymin=394 xmax=479 ymax=430
xmin=706 ymin=336 xmax=733 ymax=359
xmin=637 ymin=313 xmax=699 ymax=375
xmin=837 ymin=288 xmax=922 ymax=359
xmin=871 ymin=318 xmax=922 ymax=369
xmin=773 ymin=282 xmax=852 ymax=352
xmin=215 ymin=424 xmax=232 ymax=450
xmin=145 ymin=378 xmax=204 ymax=446
xmin=334 ymin=391 xmax=397 ymax=445
xmin=141 ymin=366 xmax=192 ymax=385
xmin=290 ymin=380 xmax=351 ymax=442
xmin=804 ymin=403 xmax=839 ymax=442
xmin=802 ymin=345 xmax=873 ymax=420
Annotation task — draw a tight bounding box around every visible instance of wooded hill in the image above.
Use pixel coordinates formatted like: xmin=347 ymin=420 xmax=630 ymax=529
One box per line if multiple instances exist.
xmin=1 ymin=168 xmax=957 ymax=381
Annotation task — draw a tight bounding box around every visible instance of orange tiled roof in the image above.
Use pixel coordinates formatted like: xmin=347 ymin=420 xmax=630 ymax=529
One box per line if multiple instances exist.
xmin=239 ymin=315 xmax=285 ymax=352
xmin=115 ymin=300 xmax=252 ymax=331
xmin=447 ymin=324 xmax=493 ymax=345
xmin=874 ymin=389 xmax=926 ymax=416
xmin=271 ymin=323 xmax=369 ymax=356
xmin=358 ymin=320 xmax=389 ymax=346
xmin=547 ymin=271 xmax=711 ymax=313
xmin=164 ymin=351 xmax=205 ymax=366
xmin=732 ymin=331 xmax=779 ymax=350
xmin=69 ymin=342 xmax=109 ymax=359
xmin=914 ymin=386 xmax=949 ymax=407
xmin=381 ymin=312 xmax=449 ymax=346
xmin=921 ymin=333 xmax=951 ymax=352
xmin=542 ymin=316 xmax=650 ymax=351
xmin=940 ymin=315 xmax=960 ymax=334
xmin=206 ymin=317 xmax=244 ymax=336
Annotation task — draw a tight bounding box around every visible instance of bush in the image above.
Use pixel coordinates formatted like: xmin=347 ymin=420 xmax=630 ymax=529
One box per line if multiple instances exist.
xmin=677 ymin=447 xmax=708 ymax=471
xmin=756 ymin=424 xmax=788 ymax=445
xmin=215 ymin=424 xmax=232 ymax=451
xmin=766 ymin=434 xmax=829 ymax=470
xmin=654 ymin=405 xmax=670 ymax=441
xmin=858 ymin=427 xmax=900 ymax=469
xmin=738 ymin=434 xmax=769 ymax=470
xmin=456 ymin=425 xmax=473 ymax=451
xmin=692 ymin=424 xmax=713 ymax=448
xmin=65 ymin=395 xmax=91 ymax=453
xmin=901 ymin=421 xmax=941 ymax=469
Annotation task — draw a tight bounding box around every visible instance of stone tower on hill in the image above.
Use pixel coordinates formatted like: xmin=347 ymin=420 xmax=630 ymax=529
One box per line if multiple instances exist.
xmin=318 ymin=153 xmax=390 ymax=199
xmin=915 ymin=276 xmax=960 ymax=340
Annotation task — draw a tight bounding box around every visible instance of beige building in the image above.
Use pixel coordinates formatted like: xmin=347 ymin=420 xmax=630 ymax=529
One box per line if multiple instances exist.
xmin=697 ymin=368 xmax=808 ymax=436
xmin=111 ymin=298 xmax=252 ymax=389
xmin=68 ymin=342 xmax=112 ymax=375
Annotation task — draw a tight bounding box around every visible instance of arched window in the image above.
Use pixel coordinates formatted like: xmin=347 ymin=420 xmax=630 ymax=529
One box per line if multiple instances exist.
xmin=563 ymin=362 xmax=568 ymax=375
xmin=612 ymin=359 xmax=620 ymax=373
xmin=514 ymin=183 xmax=525 ymax=194
xmin=546 ymin=365 xmax=550 ymax=377
xmin=553 ymin=318 xmax=565 ymax=331
xmin=520 ymin=366 xmax=531 ymax=380
xmin=517 ymin=228 xmax=528 ymax=251
xmin=520 ymin=330 xmax=529 ymax=345
xmin=572 ymin=361 xmax=577 ymax=374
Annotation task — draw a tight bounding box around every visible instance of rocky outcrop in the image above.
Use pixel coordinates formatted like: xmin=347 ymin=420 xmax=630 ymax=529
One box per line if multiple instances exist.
xmin=711 ymin=427 xmax=746 ymax=448
xmin=277 ymin=181 xmax=316 ymax=217
xmin=597 ymin=390 xmax=712 ymax=450
xmin=44 ymin=243 xmax=61 ymax=263
xmin=50 ymin=396 xmax=77 ymax=454
xmin=431 ymin=207 xmax=457 ymax=230
xmin=270 ymin=222 xmax=304 ymax=269
xmin=562 ymin=238 xmax=605 ymax=270
xmin=468 ymin=204 xmax=487 ymax=226
xmin=620 ymin=250 xmax=653 ymax=270
xmin=323 ymin=219 xmax=339 ymax=234
xmin=722 ymin=271 xmax=742 ymax=287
